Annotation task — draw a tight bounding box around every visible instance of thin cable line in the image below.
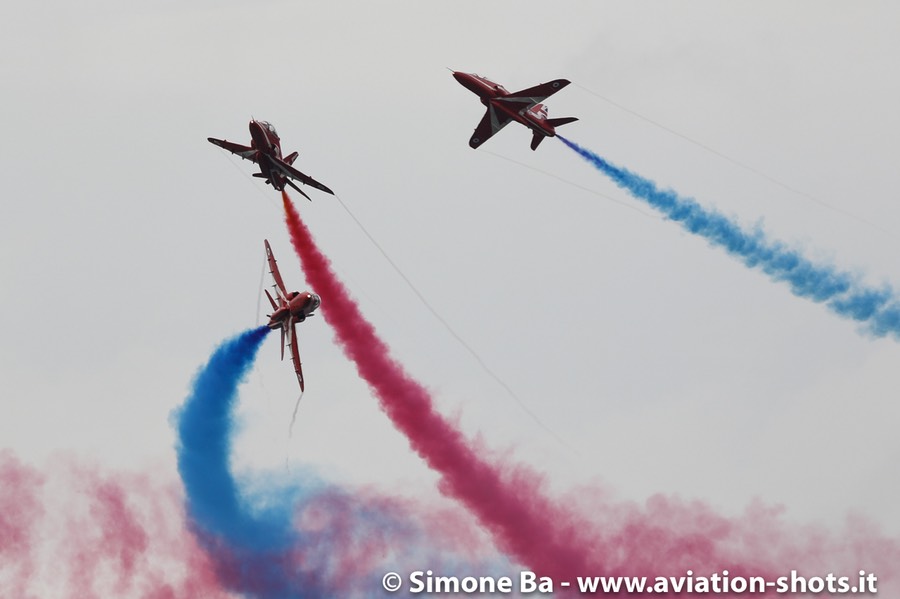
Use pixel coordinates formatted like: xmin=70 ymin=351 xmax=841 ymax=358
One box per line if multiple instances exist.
xmin=478 ymin=147 xmax=661 ymax=221
xmin=574 ymin=82 xmax=899 ymax=240
xmin=332 ymin=193 xmax=579 ymax=456
xmin=220 ymin=152 xmax=280 ymax=210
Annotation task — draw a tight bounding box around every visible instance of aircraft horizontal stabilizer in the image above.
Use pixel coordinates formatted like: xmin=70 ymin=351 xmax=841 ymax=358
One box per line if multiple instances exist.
xmin=547 ymin=117 xmax=578 ymax=128
xmin=284 ymin=178 xmax=313 ymax=201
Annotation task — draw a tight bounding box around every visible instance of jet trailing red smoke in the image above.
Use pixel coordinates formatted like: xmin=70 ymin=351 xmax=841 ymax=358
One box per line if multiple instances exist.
xmin=281 ymin=191 xmax=602 ymax=579
xmin=281 ymin=190 xmax=900 ymax=595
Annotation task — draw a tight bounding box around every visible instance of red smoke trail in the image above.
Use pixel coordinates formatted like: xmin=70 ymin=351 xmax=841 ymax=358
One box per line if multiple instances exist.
xmin=0 ymin=449 xmax=498 ymax=598
xmin=0 ymin=450 xmax=43 ymax=598
xmin=0 ymin=451 xmax=233 ymax=599
xmin=281 ymin=191 xmax=592 ymax=578
xmin=282 ymin=191 xmax=900 ymax=594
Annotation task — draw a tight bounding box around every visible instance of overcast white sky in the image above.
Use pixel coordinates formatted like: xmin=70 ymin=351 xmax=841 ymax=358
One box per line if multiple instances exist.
xmin=2 ymin=0 xmax=899 ymax=549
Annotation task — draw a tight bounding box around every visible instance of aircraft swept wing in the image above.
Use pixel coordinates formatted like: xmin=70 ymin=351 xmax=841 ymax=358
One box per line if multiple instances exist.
xmin=265 ymin=239 xmax=289 ymax=302
xmin=470 ymin=108 xmax=514 ymax=149
xmin=207 ymin=137 xmax=257 ymax=161
xmin=497 ymin=79 xmax=571 ymax=108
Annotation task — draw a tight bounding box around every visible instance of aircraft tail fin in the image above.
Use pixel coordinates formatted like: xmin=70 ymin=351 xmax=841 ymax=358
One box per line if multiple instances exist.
xmin=530 ymin=132 xmax=546 ymax=151
xmin=283 ymin=151 xmax=298 ymax=165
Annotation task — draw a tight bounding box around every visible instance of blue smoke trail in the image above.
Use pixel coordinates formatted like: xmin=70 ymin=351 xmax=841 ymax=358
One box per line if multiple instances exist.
xmin=174 ymin=326 xmax=322 ymax=597
xmin=176 ymin=327 xmax=277 ymax=548
xmin=558 ymin=136 xmax=900 ymax=338
xmin=174 ymin=327 xmax=501 ymax=598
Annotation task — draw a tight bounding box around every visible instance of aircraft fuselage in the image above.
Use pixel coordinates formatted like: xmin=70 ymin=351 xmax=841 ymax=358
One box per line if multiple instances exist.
xmin=453 ymin=72 xmax=557 ymax=138
xmin=267 ymin=291 xmax=321 ymax=330
xmin=249 ymin=120 xmax=281 ymax=158
xmin=208 ymin=120 xmax=334 ymax=200
xmin=248 ymin=119 xmax=289 ymax=191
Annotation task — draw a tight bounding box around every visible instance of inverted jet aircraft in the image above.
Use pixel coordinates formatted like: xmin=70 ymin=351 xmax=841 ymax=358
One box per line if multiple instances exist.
xmin=264 ymin=239 xmax=321 ymax=392
xmin=452 ymin=72 xmax=578 ymax=150
xmin=208 ymin=120 xmax=334 ymax=201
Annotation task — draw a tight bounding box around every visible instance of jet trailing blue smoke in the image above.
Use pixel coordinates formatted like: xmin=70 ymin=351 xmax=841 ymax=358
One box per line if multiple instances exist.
xmin=176 ymin=327 xmax=274 ymax=547
xmin=558 ymin=136 xmax=900 ymax=338
xmin=174 ymin=326 xmax=321 ymax=597
xmin=174 ymin=327 xmax=497 ymax=598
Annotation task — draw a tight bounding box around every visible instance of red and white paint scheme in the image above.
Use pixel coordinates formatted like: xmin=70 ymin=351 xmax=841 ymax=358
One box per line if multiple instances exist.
xmin=263 ymin=239 xmax=321 ymax=392
xmin=208 ymin=120 xmax=334 ymax=201
xmin=452 ymin=72 xmax=578 ymax=150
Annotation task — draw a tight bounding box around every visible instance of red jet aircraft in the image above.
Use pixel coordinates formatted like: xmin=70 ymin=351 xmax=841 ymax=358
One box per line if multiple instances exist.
xmin=452 ymin=72 xmax=578 ymax=150
xmin=208 ymin=120 xmax=334 ymax=201
xmin=264 ymin=239 xmax=321 ymax=392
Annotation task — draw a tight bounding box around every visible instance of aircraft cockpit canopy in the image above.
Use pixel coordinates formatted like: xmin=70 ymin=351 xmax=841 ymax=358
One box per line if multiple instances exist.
xmin=473 ymin=74 xmax=506 ymax=93
xmin=260 ymin=121 xmax=278 ymax=136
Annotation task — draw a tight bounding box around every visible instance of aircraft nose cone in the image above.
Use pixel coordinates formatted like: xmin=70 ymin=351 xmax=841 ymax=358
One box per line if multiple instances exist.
xmin=452 ymin=71 xmax=481 ymax=94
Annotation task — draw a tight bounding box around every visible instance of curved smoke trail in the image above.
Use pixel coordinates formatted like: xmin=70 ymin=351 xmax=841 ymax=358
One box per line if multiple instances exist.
xmin=174 ymin=326 xmax=501 ymax=598
xmin=558 ymin=136 xmax=900 ymax=338
xmin=174 ymin=326 xmax=316 ymax=598
xmin=176 ymin=327 xmax=274 ymax=550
